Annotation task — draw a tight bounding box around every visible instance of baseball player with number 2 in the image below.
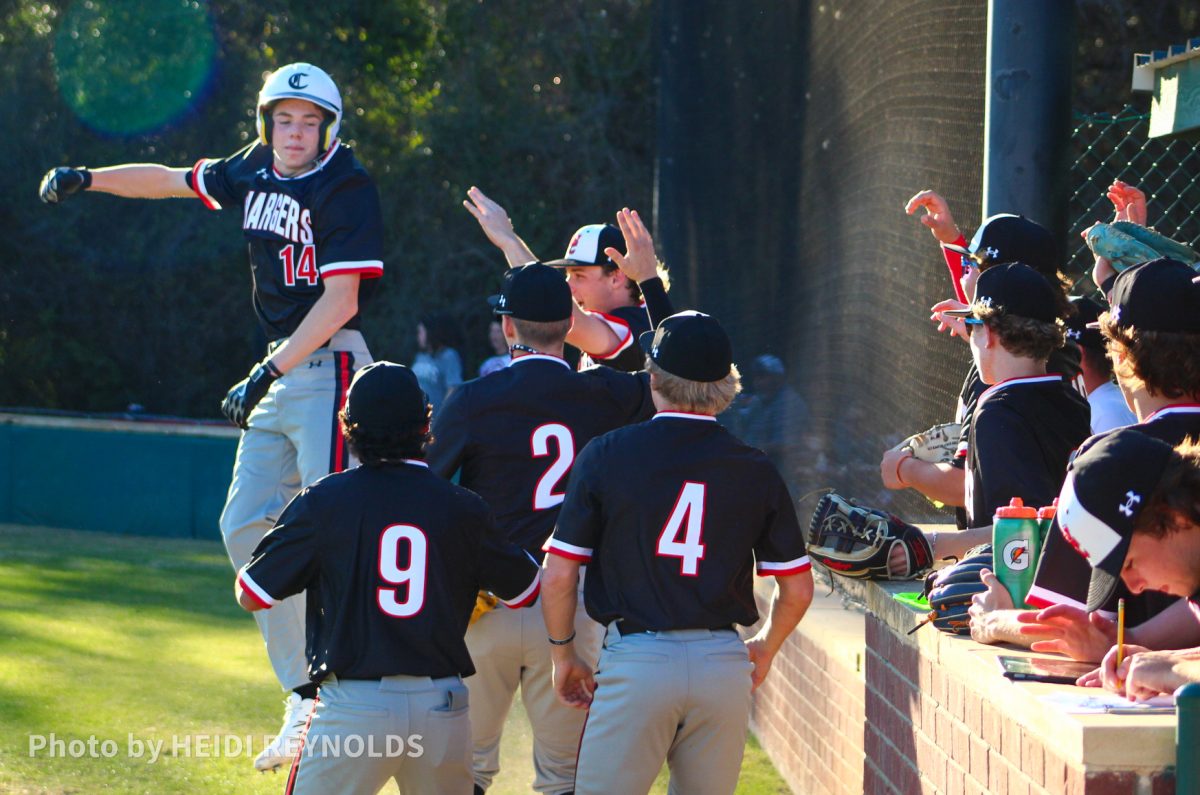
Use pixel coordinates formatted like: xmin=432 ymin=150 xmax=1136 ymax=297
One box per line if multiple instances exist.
xmin=542 ymin=311 xmax=815 ymax=795
xmin=39 ymin=63 xmax=384 ymax=771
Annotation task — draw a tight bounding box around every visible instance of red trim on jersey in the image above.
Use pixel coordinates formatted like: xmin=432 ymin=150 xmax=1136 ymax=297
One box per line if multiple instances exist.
xmin=328 ymin=353 xmax=354 ymax=473
xmin=587 ymin=310 xmax=634 ymax=360
xmin=757 ymin=556 xmax=812 ymax=576
xmin=318 ymin=261 xmax=384 ymax=280
xmin=1144 ymin=404 xmax=1200 ymax=422
xmin=978 ymin=374 xmax=1061 ymax=403
xmin=190 ymin=160 xmax=220 ymax=211
xmin=653 ymin=411 xmax=719 ymax=422
xmin=238 ymin=572 xmax=275 ymax=609
xmin=283 ymin=694 xmax=319 ymax=795
xmin=503 ymin=574 xmax=542 ymax=608
xmin=545 ymin=541 xmax=593 ymax=563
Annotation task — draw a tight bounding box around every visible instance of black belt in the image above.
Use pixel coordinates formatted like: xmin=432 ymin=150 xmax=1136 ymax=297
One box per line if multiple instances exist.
xmin=615 ymin=618 xmax=735 ymax=635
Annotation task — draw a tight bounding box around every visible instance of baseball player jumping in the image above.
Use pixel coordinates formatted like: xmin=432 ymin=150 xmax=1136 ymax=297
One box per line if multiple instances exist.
xmin=237 ymin=362 xmax=541 ymax=795
xmin=39 ymin=63 xmax=385 ymax=771
xmin=542 ymin=311 xmax=815 ymax=795
xmin=427 ymin=262 xmax=658 ymax=794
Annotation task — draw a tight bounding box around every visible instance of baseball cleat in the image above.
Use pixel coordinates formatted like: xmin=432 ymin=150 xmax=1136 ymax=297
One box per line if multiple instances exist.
xmin=253 ymin=693 xmax=313 ymax=772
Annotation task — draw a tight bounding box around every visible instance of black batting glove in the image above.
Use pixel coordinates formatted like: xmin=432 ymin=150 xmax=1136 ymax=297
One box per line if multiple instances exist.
xmin=39 ymin=167 xmax=92 ymax=204
xmin=221 ymin=360 xmax=283 ymax=429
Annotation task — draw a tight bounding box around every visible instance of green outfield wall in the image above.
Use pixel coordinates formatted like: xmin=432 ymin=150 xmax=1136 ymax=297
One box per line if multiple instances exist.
xmin=0 ymin=413 xmax=238 ymax=541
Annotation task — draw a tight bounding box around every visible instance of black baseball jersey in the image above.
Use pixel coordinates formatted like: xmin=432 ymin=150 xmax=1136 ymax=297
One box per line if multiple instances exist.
xmin=578 ymin=303 xmax=651 ymax=372
xmin=964 ymin=374 xmax=1091 ymax=528
xmin=187 ymin=141 xmax=384 ymax=341
xmin=1029 ymin=405 xmax=1200 ymax=618
xmin=238 ymin=460 xmax=540 ymax=681
xmin=427 ymin=354 xmax=655 ymax=558
xmin=546 ymin=412 xmax=811 ymax=630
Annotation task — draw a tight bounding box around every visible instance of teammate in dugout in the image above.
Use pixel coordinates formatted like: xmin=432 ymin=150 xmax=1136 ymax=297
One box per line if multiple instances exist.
xmin=427 ymin=261 xmax=661 ymax=795
xmin=972 ymin=258 xmax=1200 ymax=659
xmin=464 ymin=188 xmax=672 ymax=371
xmin=886 ymin=195 xmax=1079 ymax=521
xmin=542 ymin=311 xmax=815 ymax=795
xmin=1035 ymin=430 xmax=1200 ymax=701
xmin=39 ymin=63 xmax=383 ymax=770
xmin=236 ymin=362 xmax=541 ymax=795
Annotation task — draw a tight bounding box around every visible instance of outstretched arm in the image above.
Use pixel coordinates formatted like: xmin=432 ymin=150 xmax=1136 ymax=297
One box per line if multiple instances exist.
xmin=463 ymin=186 xmax=538 ymax=267
xmin=41 ymin=164 xmax=195 ymax=203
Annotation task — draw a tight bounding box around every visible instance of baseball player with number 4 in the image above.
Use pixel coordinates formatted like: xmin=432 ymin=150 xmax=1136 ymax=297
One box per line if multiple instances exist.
xmin=237 ymin=362 xmax=541 ymax=795
xmin=39 ymin=63 xmax=385 ymax=771
xmin=542 ymin=311 xmax=815 ymax=795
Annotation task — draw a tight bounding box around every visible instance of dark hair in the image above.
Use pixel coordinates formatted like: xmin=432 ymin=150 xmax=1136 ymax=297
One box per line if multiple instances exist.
xmin=1081 ymin=346 xmax=1113 ymax=380
xmin=339 ymin=405 xmax=433 ymax=465
xmin=1134 ymin=438 xmax=1200 ymax=539
xmin=511 ymin=317 xmax=572 ymax=348
xmin=419 ymin=311 xmax=463 ymax=353
xmin=976 ymin=306 xmax=1065 ymax=361
xmin=599 ymin=260 xmax=672 ymax=304
xmin=1100 ymin=314 xmax=1200 ymax=400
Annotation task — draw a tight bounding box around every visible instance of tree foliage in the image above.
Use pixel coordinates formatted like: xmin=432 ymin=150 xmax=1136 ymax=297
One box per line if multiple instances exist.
xmin=1 ymin=0 xmax=654 ymax=415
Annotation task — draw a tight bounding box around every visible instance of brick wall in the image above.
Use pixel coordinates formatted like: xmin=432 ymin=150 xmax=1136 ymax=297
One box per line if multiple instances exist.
xmin=749 ymin=576 xmax=1177 ymax=795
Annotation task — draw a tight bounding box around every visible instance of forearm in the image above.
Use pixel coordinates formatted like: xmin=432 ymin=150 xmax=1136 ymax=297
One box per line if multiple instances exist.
xmin=89 ymin=164 xmax=194 ymax=199
xmin=638 ymin=276 xmax=674 ymax=328
xmin=751 ymin=574 xmax=814 ymax=655
xmin=1128 ymin=599 xmax=1200 ymax=650
xmin=497 ymin=234 xmax=537 ymax=268
xmin=899 ymin=458 xmax=966 ymax=506
xmin=540 ymin=556 xmax=581 ymax=642
xmin=267 ymin=276 xmax=359 ymax=373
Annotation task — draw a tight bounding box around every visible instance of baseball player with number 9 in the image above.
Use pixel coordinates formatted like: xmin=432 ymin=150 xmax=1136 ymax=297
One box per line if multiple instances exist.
xmin=542 ymin=311 xmax=815 ymax=795
xmin=39 ymin=62 xmax=385 ymax=771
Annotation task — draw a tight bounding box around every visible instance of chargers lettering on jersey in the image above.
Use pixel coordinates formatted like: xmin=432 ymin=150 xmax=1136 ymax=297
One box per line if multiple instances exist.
xmin=242 ymin=191 xmax=314 ymax=244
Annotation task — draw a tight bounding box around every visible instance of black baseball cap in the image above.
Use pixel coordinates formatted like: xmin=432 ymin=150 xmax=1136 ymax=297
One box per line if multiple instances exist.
xmin=943 ymin=214 xmax=1059 ymax=278
xmin=488 ymin=263 xmax=574 ymax=322
xmin=1092 ymin=257 xmax=1200 ymax=334
xmin=343 ymin=362 xmax=429 ymax=432
xmin=1054 ymin=429 xmax=1178 ymax=611
xmin=943 ymin=262 xmax=1059 ymax=324
xmin=639 ymin=311 xmax=733 ymax=382
xmin=1065 ymin=296 xmax=1105 ymax=351
xmin=544 ymin=224 xmax=626 ymax=267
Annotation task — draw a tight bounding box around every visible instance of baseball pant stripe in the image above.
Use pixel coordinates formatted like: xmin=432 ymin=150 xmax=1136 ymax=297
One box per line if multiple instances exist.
xmin=328 ymin=352 xmax=355 ymax=474
xmin=284 ymin=693 xmax=319 ymax=795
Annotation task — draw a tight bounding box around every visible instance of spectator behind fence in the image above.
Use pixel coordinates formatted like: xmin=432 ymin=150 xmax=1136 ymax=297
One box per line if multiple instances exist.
xmin=412 ymin=312 xmax=464 ymax=413
xmin=1065 ymin=295 xmax=1135 ymax=435
xmin=478 ymin=320 xmax=510 ymax=377
xmin=735 ymin=354 xmax=810 ymax=494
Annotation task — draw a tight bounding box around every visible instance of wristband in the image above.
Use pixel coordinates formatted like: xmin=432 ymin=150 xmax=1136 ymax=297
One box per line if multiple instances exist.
xmin=895 ymin=451 xmax=913 ymax=487
xmin=637 ymin=276 xmax=675 ymax=329
xmin=263 ymin=359 xmax=283 ymax=378
xmin=548 ymin=631 xmax=576 ymax=646
xmin=78 ymin=168 xmax=93 ymax=190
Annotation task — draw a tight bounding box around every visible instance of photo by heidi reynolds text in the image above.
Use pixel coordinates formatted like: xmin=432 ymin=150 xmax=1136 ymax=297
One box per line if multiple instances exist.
xmin=28 ymin=733 xmax=427 ymax=763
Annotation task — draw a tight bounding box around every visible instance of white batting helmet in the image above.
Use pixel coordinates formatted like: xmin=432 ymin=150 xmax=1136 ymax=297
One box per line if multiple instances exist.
xmin=256 ymin=63 xmax=342 ymax=154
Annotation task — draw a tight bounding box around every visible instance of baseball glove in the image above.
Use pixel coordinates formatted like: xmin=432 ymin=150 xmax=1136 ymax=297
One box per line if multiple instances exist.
xmin=470 ymin=591 xmax=500 ymax=625
xmin=892 ymin=422 xmax=962 ymax=464
xmin=806 ymin=493 xmax=934 ymax=580
xmin=918 ymin=551 xmax=992 ymax=635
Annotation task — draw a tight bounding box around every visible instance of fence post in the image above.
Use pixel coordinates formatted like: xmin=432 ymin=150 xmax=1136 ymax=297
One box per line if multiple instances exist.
xmin=983 ymin=0 xmax=1074 ymax=236
xmin=1179 ymin=682 xmax=1200 ymax=795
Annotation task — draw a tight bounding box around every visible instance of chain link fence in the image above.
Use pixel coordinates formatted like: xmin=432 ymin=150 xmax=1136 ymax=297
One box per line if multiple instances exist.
xmin=1066 ymin=106 xmax=1200 ymax=292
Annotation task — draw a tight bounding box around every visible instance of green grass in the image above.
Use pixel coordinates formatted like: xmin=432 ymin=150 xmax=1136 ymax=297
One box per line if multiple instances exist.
xmin=0 ymin=525 xmax=789 ymax=794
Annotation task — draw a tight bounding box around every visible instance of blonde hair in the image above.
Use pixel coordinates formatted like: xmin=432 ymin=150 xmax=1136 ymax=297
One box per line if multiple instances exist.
xmin=646 ymin=357 xmax=741 ymax=415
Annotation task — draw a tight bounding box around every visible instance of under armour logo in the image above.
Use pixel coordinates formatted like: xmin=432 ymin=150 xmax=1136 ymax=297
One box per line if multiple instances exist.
xmin=978 ymin=296 xmax=994 ymax=308
xmin=1111 ymin=306 xmax=1122 ymax=324
xmin=1118 ymin=491 xmax=1141 ymax=517
xmin=985 ymin=246 xmax=1000 ymax=259
xmin=1066 ymin=328 xmax=1081 ymax=340
xmin=288 ymin=73 xmax=309 ymax=89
